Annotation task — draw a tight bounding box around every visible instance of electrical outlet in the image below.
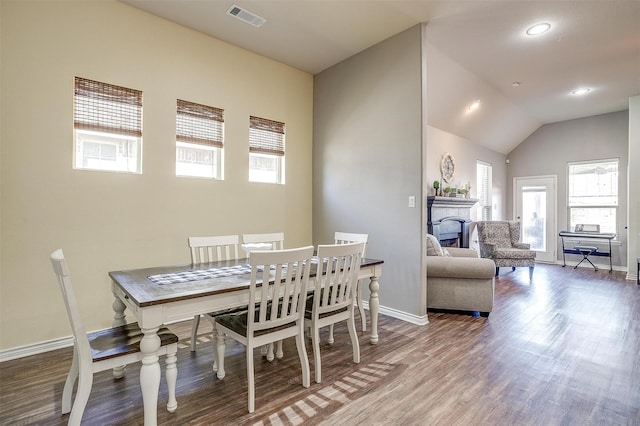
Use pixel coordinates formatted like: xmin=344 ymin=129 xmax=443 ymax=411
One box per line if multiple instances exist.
xmin=408 ymin=196 xmax=416 ymax=208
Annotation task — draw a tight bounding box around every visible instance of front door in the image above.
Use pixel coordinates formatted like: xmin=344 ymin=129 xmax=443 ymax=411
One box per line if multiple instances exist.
xmin=514 ymin=175 xmax=557 ymax=263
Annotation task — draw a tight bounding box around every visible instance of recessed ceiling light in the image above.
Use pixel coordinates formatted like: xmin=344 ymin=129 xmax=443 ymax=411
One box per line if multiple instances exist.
xmin=512 ymin=81 xmax=521 ymax=87
xmin=526 ymin=23 xmax=551 ymax=36
xmin=571 ymin=88 xmax=591 ymax=96
xmin=468 ymin=100 xmax=481 ymax=112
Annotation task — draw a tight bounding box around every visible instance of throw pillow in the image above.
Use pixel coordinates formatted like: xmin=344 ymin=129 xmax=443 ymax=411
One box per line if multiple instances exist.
xmin=426 ymin=234 xmax=444 ymax=256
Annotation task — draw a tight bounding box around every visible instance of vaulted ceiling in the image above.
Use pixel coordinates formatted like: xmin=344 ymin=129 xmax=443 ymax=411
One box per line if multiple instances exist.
xmin=121 ymin=0 xmax=640 ymax=154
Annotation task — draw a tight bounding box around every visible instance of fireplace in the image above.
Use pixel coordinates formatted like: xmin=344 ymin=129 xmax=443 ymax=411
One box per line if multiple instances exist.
xmin=426 ymin=196 xmax=479 ymax=248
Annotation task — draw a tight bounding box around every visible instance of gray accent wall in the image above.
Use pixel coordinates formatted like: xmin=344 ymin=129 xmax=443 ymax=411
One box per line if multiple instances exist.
xmin=313 ymin=25 xmax=425 ymax=318
xmin=507 ymin=111 xmax=630 ymax=267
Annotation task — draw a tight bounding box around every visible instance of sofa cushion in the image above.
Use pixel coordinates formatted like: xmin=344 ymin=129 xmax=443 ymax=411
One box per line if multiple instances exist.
xmin=426 ymin=234 xmax=444 ymax=256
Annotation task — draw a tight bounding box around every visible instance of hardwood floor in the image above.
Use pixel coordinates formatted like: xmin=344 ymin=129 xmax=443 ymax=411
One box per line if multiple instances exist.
xmin=1 ymin=263 xmax=638 ymax=425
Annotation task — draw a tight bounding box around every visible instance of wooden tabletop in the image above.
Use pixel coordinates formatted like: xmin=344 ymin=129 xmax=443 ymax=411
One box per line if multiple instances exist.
xmin=110 ymin=258 xmax=384 ymax=308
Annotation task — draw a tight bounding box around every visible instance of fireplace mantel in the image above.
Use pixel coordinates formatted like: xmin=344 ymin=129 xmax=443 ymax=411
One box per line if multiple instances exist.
xmin=427 ymin=196 xmax=479 ymax=209
xmin=426 ymin=196 xmax=479 ymax=248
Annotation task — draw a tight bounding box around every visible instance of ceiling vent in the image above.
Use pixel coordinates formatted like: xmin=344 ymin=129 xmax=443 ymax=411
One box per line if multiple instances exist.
xmin=226 ymin=5 xmax=267 ymax=28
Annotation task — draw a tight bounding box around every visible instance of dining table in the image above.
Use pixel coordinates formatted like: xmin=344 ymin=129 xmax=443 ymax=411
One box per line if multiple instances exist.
xmin=108 ymin=256 xmax=384 ymax=426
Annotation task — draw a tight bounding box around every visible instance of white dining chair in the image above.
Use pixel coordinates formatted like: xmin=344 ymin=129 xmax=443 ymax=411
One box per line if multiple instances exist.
xmin=242 ymin=232 xmax=285 ymax=360
xmin=334 ymin=232 xmax=368 ymax=339
xmin=242 ymin=232 xmax=284 ymax=256
xmin=50 ymin=249 xmax=178 ymax=425
xmin=215 ymin=246 xmax=314 ymax=413
xmin=305 ymin=242 xmax=363 ymax=383
xmin=188 ymin=235 xmax=247 ymax=376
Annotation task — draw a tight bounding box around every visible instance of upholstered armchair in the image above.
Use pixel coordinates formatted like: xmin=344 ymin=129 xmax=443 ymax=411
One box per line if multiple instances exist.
xmin=475 ymin=221 xmax=536 ymax=278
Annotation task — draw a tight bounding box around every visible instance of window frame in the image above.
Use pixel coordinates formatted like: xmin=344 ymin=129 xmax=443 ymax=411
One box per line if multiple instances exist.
xmin=567 ymin=158 xmax=618 ymax=234
xmin=175 ymin=99 xmax=225 ymax=180
xmin=73 ymin=77 xmax=142 ymax=174
xmin=476 ymin=160 xmax=492 ymax=221
xmin=248 ymin=116 xmax=285 ymax=184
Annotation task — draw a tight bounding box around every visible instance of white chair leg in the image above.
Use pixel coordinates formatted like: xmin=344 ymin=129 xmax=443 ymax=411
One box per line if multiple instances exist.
xmin=266 ymin=342 xmax=275 ymax=362
xmin=275 ymin=340 xmax=284 ymax=359
xmin=190 ymin=314 xmax=201 ymax=352
xmin=328 ymin=325 xmax=335 ymax=344
xmin=311 ymin=323 xmax=322 ymax=383
xmin=296 ymin=331 xmax=311 ymax=388
xmin=216 ymin=333 xmax=226 ymax=380
xmin=260 ymin=345 xmax=268 ymax=356
xmin=247 ymin=347 xmax=255 ymax=413
xmin=165 ymin=347 xmax=178 ymax=413
xmin=62 ymin=347 xmax=79 ymax=414
xmin=347 ymin=315 xmax=360 ymax=364
xmin=356 ymin=280 xmax=366 ymax=332
xmin=69 ymin=366 xmax=93 ymax=426
xmin=112 ymin=366 xmax=126 ymax=379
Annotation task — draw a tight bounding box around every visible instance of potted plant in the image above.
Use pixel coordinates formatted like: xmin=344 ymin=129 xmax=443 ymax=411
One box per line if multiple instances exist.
xmin=433 ymin=180 xmax=440 ymax=196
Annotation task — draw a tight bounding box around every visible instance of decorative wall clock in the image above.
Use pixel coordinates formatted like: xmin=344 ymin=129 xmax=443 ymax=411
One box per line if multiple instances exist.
xmin=441 ymin=153 xmax=455 ymax=183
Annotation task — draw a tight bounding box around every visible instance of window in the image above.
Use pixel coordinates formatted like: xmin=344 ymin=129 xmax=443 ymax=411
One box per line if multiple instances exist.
xmin=176 ymin=100 xmax=224 ymax=179
xmin=249 ymin=116 xmax=285 ymax=184
xmin=73 ymin=77 xmax=142 ymax=173
xmin=476 ymin=161 xmax=492 ymax=220
xmin=568 ymin=159 xmax=618 ymax=233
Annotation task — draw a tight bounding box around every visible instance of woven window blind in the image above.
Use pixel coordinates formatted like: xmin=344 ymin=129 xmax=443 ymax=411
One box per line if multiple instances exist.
xmin=176 ymin=99 xmax=224 ymax=148
xmin=249 ymin=116 xmax=285 ymax=156
xmin=74 ymin=77 xmax=142 ymax=137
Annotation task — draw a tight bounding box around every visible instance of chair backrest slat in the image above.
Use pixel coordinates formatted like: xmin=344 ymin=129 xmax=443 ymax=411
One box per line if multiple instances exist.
xmin=315 ymin=242 xmax=364 ymax=316
xmin=334 ymin=232 xmax=368 ymax=257
xmin=242 ymin=232 xmax=284 ymax=250
xmin=50 ymin=249 xmax=92 ymax=361
xmin=188 ymin=235 xmax=240 ymax=264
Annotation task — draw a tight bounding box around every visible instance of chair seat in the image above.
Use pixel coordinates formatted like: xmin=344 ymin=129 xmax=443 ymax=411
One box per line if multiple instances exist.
xmin=304 ymin=294 xmax=348 ymax=319
xmin=574 ymin=245 xmax=598 ymax=254
xmin=89 ymin=323 xmax=178 ymax=362
xmin=204 ymin=306 xmax=248 ymax=319
xmin=492 ymin=247 xmax=536 ymax=259
xmin=216 ymin=305 xmax=292 ymax=337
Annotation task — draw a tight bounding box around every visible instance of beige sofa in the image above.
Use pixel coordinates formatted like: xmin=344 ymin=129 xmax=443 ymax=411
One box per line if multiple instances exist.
xmin=426 ymin=234 xmax=496 ymax=317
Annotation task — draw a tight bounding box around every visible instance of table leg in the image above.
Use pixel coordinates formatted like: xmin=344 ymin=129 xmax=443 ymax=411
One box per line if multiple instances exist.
xmin=140 ymin=327 xmax=161 ymax=426
xmin=111 ymin=296 xmax=127 ymax=379
xmin=368 ymin=274 xmax=380 ymax=345
xmin=165 ymin=350 xmax=177 ymax=413
xmin=112 ymin=296 xmax=127 ymax=326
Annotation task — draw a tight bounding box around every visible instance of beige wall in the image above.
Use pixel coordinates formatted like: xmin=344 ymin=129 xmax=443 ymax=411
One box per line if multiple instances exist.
xmin=0 ymin=1 xmax=313 ymax=351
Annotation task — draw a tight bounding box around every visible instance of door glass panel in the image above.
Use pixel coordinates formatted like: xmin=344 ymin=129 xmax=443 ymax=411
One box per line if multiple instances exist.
xmin=522 ymin=186 xmax=546 ymax=251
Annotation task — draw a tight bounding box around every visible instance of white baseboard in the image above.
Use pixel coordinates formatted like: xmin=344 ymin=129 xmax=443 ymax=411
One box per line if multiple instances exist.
xmin=361 ymin=301 xmax=429 ymax=326
xmin=552 ymin=259 xmax=627 ymax=273
xmin=0 ymin=336 xmax=73 ymax=363
xmin=625 ymin=272 xmax=639 ymax=283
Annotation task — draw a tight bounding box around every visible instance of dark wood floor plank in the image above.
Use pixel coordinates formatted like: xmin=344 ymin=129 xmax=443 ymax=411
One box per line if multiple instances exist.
xmin=1 ymin=263 xmax=638 ymax=425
